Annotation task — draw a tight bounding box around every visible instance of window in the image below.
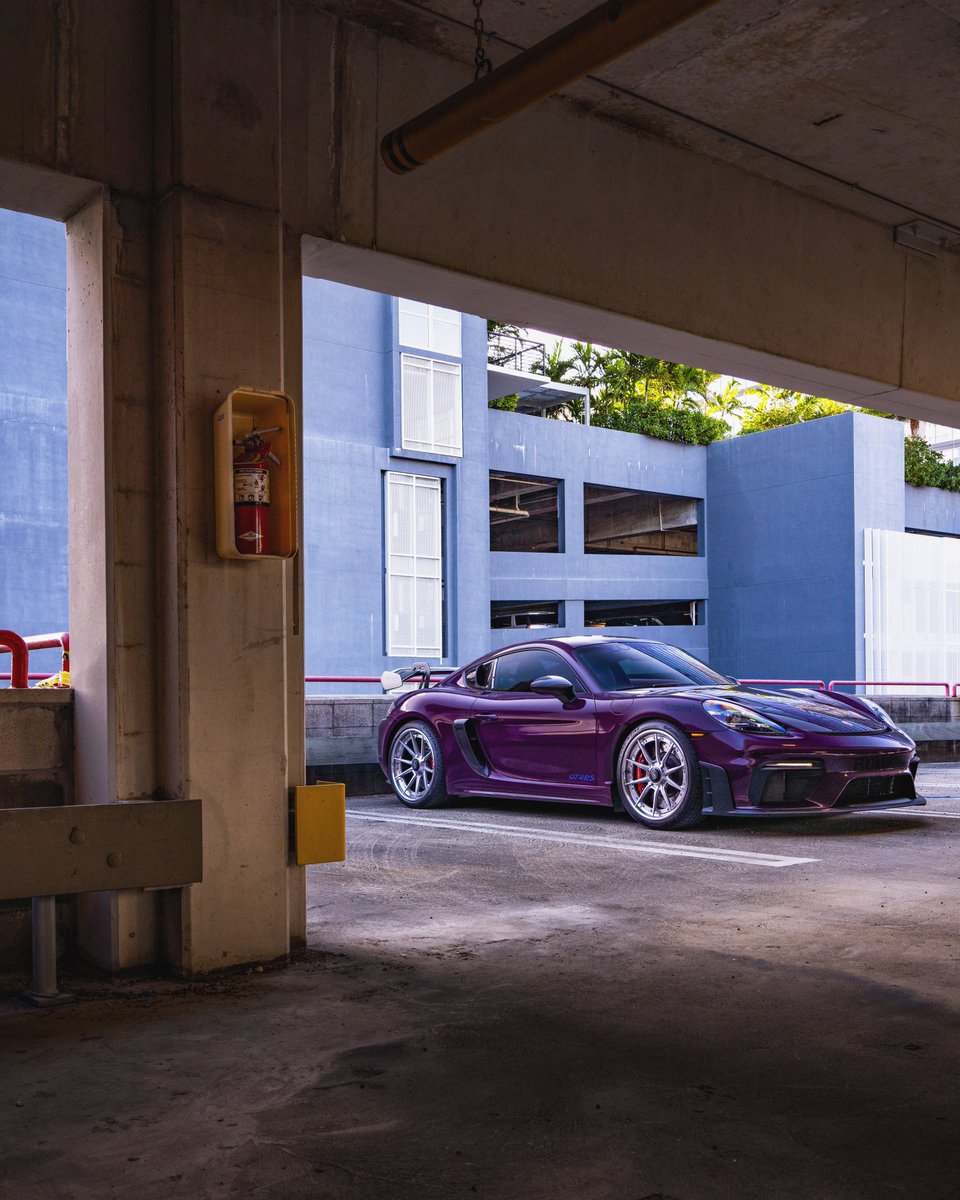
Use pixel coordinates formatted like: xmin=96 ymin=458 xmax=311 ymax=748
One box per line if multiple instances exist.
xmin=489 ymin=472 xmax=560 ymax=552
xmin=491 ymin=601 xmax=562 ymax=629
xmin=574 ymin=642 xmax=730 ymax=691
xmin=385 ymin=472 xmax=443 ymax=657
xmin=584 ymin=484 xmax=699 ymax=556
xmin=584 ymin=600 xmax=701 ymax=627
xmin=491 ymin=649 xmax=584 ymax=692
xmin=464 ymin=659 xmax=494 ymax=690
xmin=399 ymin=298 xmax=461 ymax=357
xmin=401 ymin=354 xmax=462 ymax=456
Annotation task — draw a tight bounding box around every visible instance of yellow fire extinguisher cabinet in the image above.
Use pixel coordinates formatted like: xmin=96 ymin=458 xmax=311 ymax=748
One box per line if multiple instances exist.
xmin=214 ymin=387 xmax=299 ymax=560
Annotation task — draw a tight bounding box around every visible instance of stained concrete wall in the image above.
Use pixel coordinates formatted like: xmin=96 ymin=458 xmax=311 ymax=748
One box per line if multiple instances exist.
xmin=707 ymin=412 xmax=905 ymax=681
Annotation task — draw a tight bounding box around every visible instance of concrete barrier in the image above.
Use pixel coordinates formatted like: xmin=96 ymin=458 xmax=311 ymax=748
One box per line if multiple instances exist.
xmin=0 ymin=689 xmax=73 ymax=970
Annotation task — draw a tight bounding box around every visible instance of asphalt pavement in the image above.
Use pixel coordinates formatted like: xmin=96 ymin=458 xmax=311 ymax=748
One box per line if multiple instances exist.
xmin=1 ymin=763 xmax=958 ymax=1200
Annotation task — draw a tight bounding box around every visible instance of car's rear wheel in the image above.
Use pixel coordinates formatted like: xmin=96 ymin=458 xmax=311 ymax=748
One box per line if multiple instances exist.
xmin=616 ymin=721 xmax=703 ymax=830
xmin=388 ymin=721 xmax=450 ymax=808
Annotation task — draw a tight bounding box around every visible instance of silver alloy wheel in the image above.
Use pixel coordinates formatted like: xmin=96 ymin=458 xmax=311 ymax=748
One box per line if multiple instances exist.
xmin=390 ymin=726 xmax=436 ymax=802
xmin=620 ymin=727 xmax=689 ymax=821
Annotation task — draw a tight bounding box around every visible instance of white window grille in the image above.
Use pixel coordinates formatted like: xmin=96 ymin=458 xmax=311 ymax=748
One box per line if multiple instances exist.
xmin=385 ymin=472 xmax=443 ymax=658
xmin=398 ymin=298 xmax=461 ymax=357
xmin=864 ymin=528 xmax=960 ymax=694
xmin=400 ymin=354 xmax=462 ymax=457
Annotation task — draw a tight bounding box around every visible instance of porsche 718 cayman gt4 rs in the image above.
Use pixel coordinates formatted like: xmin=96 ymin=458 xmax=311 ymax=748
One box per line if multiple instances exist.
xmin=378 ymin=637 xmax=924 ymax=830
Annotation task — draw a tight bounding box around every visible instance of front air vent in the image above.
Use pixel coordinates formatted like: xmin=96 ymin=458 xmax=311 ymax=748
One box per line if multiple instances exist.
xmin=845 ymin=753 xmax=910 ymax=773
xmin=836 ymin=774 xmax=915 ymax=806
xmin=751 ymin=761 xmax=824 ymax=808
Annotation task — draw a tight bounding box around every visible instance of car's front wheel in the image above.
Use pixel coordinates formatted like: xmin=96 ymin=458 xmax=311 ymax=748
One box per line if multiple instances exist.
xmin=388 ymin=720 xmax=450 ymax=808
xmin=616 ymin=721 xmax=704 ymax=830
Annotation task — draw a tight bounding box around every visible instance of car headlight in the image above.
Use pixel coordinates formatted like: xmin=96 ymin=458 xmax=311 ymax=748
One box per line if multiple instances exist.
xmin=855 ymin=696 xmax=893 ymax=727
xmin=703 ymin=699 xmax=788 ymax=736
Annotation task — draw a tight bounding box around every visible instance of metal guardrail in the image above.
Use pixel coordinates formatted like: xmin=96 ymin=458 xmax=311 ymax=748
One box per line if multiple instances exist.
xmin=827 ymin=679 xmax=952 ymax=695
xmin=0 ymin=630 xmax=29 ymax=688
xmin=6 ymin=644 xmax=960 ymax=697
xmin=0 ymin=631 xmax=69 ymax=687
xmin=740 ymin=678 xmax=825 ymax=689
xmin=487 ymin=332 xmax=547 ymax=374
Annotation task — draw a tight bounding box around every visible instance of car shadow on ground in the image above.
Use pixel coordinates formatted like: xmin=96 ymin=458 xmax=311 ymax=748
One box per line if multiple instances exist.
xmin=415 ymin=793 xmax=933 ymax=839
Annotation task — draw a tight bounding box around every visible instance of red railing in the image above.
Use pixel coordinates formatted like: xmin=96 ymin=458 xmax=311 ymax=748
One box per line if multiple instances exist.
xmin=741 ymin=678 xmax=825 ymax=690
xmin=827 ymin=679 xmax=951 ymax=695
xmin=0 ymin=632 xmax=69 ymax=688
xmin=304 ymin=675 xmax=382 ymax=684
xmin=0 ymin=630 xmax=29 ymax=688
xmin=4 ymin=646 xmax=958 ymax=698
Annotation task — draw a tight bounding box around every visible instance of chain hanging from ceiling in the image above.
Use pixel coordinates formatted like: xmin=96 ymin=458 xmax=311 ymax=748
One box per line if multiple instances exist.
xmin=472 ymin=0 xmax=493 ymax=79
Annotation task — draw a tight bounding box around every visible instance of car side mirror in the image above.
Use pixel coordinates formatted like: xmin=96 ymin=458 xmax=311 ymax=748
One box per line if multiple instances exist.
xmin=530 ymin=674 xmax=577 ymax=704
xmin=380 ymin=670 xmax=403 ymax=692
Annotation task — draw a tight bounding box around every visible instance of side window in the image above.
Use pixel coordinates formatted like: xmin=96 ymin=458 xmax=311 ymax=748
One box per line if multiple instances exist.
xmin=464 ymin=660 xmax=494 ymax=690
xmin=492 ymin=650 xmax=583 ymax=693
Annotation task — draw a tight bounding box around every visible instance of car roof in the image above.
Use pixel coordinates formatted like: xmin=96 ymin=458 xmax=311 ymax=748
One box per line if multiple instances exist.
xmin=520 ymin=635 xmax=657 ymax=649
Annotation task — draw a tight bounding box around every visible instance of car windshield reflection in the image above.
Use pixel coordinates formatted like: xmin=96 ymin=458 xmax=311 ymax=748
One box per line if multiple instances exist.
xmin=574 ymin=640 xmax=734 ymax=691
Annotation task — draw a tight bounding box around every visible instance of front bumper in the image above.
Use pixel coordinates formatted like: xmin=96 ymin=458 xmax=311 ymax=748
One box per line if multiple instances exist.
xmin=699 ymin=737 xmax=925 ymax=817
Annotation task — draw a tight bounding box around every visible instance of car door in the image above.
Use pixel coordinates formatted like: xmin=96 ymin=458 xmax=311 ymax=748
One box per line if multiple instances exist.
xmin=470 ymin=647 xmax=598 ymax=794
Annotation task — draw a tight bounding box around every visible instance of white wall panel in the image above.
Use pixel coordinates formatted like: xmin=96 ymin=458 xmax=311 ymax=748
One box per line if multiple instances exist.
xmin=864 ymin=528 xmax=960 ymax=694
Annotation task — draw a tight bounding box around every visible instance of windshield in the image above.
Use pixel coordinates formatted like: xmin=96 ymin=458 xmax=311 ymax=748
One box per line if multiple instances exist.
xmin=574 ymin=640 xmax=734 ymax=691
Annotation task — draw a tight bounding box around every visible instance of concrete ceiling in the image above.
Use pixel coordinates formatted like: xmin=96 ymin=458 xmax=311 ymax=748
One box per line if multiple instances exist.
xmin=318 ymin=0 xmax=960 ymax=233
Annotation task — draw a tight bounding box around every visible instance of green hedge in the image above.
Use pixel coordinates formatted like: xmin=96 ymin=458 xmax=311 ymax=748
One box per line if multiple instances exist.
xmin=599 ymin=399 xmax=729 ymax=445
xmin=905 ymin=436 xmax=960 ymax=492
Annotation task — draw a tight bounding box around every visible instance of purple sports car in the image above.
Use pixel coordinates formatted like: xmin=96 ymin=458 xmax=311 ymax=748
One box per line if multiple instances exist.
xmin=377 ymin=637 xmax=924 ymax=830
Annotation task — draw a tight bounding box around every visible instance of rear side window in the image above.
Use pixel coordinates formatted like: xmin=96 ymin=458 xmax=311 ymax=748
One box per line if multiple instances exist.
xmin=464 ymin=660 xmax=494 ymax=690
xmin=491 ymin=649 xmax=582 ymax=693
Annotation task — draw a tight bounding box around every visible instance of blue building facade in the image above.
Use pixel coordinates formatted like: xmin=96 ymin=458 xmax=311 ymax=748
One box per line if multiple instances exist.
xmin=0 ymin=211 xmax=67 ymax=677
xmin=707 ymin=412 xmax=908 ymax=682
xmin=5 ymin=206 xmax=960 ymax=692
xmin=302 ymin=276 xmax=710 ymax=687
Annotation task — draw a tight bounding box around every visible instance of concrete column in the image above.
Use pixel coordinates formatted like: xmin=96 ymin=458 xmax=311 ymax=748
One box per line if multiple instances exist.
xmin=151 ymin=191 xmax=305 ymax=973
xmin=151 ymin=0 xmax=307 ymax=972
xmin=64 ymin=0 xmax=308 ymax=973
xmin=67 ymin=192 xmax=161 ymax=969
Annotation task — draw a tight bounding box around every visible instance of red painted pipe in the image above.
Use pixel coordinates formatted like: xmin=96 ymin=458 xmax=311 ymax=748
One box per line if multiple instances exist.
xmin=828 ymin=680 xmax=950 ymax=695
xmin=0 ymin=630 xmax=29 ymax=688
xmin=741 ymin=678 xmax=826 ymax=690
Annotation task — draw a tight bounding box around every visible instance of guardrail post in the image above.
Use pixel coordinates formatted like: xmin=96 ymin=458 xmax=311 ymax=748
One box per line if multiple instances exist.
xmin=0 ymin=629 xmax=29 ymax=688
xmin=24 ymin=896 xmax=72 ymax=1007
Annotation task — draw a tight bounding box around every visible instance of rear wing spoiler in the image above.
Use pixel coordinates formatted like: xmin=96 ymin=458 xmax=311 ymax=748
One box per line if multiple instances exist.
xmin=380 ymin=663 xmax=460 ymax=693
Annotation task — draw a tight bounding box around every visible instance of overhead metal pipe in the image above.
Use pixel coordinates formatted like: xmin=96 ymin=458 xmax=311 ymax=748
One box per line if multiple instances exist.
xmin=381 ymin=0 xmax=722 ymax=174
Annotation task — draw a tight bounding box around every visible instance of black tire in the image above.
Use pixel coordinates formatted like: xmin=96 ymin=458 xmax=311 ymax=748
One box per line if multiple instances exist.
xmin=615 ymin=720 xmax=704 ymax=830
xmin=387 ymin=720 xmax=450 ymax=809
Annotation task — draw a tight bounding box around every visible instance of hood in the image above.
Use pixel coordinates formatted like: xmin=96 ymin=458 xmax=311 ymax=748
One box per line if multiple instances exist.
xmin=628 ymin=684 xmax=888 ymax=734
xmin=724 ymin=687 xmax=887 ymax=733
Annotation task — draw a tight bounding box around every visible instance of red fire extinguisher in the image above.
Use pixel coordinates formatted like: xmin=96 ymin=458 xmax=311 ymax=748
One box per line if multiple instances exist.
xmin=233 ymin=427 xmax=281 ymax=555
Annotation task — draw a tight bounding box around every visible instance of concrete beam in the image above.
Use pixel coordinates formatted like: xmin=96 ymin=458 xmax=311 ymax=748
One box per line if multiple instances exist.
xmin=301 ymin=16 xmax=960 ymax=422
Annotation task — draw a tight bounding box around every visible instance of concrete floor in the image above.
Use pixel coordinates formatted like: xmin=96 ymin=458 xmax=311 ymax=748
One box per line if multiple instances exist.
xmin=3 ymin=765 xmax=960 ymax=1199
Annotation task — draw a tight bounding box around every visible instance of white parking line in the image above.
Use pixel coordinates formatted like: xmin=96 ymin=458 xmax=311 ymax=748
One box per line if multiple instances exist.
xmin=346 ymin=810 xmax=818 ymax=868
xmin=868 ymin=809 xmax=960 ymax=820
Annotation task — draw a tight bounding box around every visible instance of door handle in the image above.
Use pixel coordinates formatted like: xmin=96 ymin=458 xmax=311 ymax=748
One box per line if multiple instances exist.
xmin=474 ymin=713 xmax=498 ymax=722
